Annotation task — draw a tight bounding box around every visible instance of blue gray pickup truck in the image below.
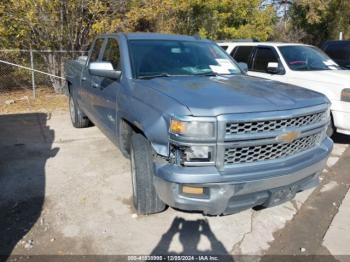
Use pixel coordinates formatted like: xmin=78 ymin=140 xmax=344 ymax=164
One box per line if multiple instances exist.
xmin=65 ymin=33 xmax=333 ymax=215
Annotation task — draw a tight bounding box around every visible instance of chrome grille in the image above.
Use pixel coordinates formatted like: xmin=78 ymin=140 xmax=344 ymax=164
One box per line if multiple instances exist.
xmin=224 ymin=133 xmax=321 ymax=165
xmin=226 ymin=111 xmax=326 ymax=136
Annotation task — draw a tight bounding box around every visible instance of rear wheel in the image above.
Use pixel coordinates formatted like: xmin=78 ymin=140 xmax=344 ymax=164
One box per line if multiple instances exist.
xmin=130 ymin=132 xmax=166 ymax=215
xmin=69 ymin=95 xmax=90 ymax=128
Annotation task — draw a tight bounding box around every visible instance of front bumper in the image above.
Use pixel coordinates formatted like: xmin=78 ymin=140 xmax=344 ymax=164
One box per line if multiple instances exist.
xmin=331 ymin=101 xmax=350 ymax=135
xmin=154 ymin=138 xmax=333 ymax=215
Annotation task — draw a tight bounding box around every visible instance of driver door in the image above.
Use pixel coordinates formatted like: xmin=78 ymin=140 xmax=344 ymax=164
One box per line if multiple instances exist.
xmin=247 ymin=46 xmax=286 ymax=83
xmin=90 ymin=37 xmax=121 ymax=140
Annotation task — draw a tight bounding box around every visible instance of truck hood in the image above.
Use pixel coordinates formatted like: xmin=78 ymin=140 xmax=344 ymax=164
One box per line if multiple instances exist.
xmin=293 ymin=70 xmax=350 ymax=89
xmin=140 ymin=75 xmax=328 ymax=116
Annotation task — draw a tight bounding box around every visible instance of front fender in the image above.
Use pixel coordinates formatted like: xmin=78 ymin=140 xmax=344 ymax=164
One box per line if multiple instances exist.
xmin=118 ymin=95 xmax=171 ymax=157
xmin=118 ymin=88 xmax=192 ymax=157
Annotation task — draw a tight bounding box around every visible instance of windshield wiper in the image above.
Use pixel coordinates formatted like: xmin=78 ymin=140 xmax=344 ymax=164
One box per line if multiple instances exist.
xmin=195 ymin=72 xmax=237 ymax=77
xmin=194 ymin=72 xmax=218 ymax=76
xmin=137 ymin=73 xmax=171 ymax=80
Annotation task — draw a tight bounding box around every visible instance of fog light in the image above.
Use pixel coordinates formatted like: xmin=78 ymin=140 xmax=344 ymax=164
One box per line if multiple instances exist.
xmin=182 ymin=186 xmax=204 ymax=195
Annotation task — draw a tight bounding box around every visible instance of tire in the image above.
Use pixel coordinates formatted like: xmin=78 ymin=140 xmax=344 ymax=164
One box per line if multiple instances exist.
xmin=130 ymin=132 xmax=166 ymax=215
xmin=69 ymin=95 xmax=90 ymax=128
xmin=119 ymin=120 xmax=132 ymax=159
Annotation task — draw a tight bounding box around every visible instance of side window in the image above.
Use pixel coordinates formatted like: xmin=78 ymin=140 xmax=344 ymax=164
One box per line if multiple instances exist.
xmin=102 ymin=38 xmax=120 ymax=70
xmin=252 ymin=47 xmax=279 ymax=72
xmin=220 ymin=45 xmax=228 ymax=51
xmin=231 ymin=46 xmax=254 ymax=65
xmin=89 ymin=38 xmax=104 ymax=63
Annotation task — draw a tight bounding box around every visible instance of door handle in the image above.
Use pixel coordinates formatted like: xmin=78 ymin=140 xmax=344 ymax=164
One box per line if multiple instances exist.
xmin=92 ymin=83 xmax=99 ymax=88
xmin=82 ymin=77 xmax=87 ymax=81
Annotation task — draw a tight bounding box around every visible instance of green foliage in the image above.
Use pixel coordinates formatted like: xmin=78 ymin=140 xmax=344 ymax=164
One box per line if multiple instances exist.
xmin=0 ymin=0 xmax=276 ymax=51
xmin=0 ymin=0 xmax=127 ymax=50
xmin=118 ymin=0 xmax=276 ymax=41
xmin=0 ymin=0 xmax=277 ymax=91
xmin=289 ymin=0 xmax=350 ymax=44
xmin=1 ymin=0 xmax=348 ymax=50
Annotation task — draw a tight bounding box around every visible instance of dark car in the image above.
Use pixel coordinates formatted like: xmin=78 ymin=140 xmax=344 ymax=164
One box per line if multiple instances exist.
xmin=322 ymin=40 xmax=350 ymax=69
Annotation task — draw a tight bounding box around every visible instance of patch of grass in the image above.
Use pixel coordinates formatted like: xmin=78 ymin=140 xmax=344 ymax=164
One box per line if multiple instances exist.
xmin=0 ymin=87 xmax=68 ymax=114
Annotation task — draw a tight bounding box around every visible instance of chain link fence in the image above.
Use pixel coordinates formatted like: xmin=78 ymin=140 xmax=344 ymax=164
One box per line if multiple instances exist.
xmin=0 ymin=50 xmax=87 ymax=98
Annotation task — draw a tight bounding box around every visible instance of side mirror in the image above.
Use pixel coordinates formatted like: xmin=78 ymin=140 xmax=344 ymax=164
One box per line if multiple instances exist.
xmin=238 ymin=62 xmax=248 ymax=73
xmin=89 ymin=62 xmax=121 ymax=80
xmin=77 ymin=56 xmax=88 ymax=64
xmin=267 ymin=62 xmax=280 ymax=74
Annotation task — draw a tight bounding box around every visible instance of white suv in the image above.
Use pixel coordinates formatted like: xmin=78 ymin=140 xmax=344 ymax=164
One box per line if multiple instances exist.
xmin=218 ymin=41 xmax=350 ymax=136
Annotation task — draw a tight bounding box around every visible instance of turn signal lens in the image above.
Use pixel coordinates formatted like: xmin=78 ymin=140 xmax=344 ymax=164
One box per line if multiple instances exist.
xmin=170 ymin=119 xmax=186 ymax=134
xmin=341 ymin=88 xmax=350 ymax=102
xmin=182 ymin=186 xmax=204 ymax=195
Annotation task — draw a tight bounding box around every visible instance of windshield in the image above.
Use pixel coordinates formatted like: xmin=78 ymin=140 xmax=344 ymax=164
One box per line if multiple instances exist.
xmin=279 ymin=45 xmax=340 ymax=71
xmin=128 ymin=40 xmax=241 ymax=78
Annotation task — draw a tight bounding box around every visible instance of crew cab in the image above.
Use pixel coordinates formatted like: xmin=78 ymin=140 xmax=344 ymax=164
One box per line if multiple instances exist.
xmin=218 ymin=41 xmax=350 ymax=136
xmin=65 ymin=33 xmax=332 ymax=215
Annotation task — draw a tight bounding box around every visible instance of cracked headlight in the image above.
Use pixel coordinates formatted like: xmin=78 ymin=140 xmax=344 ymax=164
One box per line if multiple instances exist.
xmin=183 ymin=146 xmax=214 ymax=163
xmin=172 ymin=145 xmax=215 ymax=166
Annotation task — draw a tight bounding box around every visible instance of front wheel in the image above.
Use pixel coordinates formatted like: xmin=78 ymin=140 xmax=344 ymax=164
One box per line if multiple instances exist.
xmin=130 ymin=132 xmax=166 ymax=215
xmin=69 ymin=95 xmax=90 ymax=128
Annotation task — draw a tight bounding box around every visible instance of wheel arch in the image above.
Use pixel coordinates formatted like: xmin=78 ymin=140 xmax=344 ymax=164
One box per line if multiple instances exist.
xmin=118 ymin=115 xmax=169 ymax=158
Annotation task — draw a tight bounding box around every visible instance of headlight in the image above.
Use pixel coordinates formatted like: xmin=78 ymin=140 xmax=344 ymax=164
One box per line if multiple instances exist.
xmin=341 ymin=88 xmax=350 ymax=102
xmin=169 ymin=119 xmax=215 ymax=138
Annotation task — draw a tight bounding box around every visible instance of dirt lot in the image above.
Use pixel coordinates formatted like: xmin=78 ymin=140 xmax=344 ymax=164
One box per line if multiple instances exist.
xmin=0 ymin=108 xmax=349 ymax=261
xmin=0 ymin=88 xmax=68 ymax=114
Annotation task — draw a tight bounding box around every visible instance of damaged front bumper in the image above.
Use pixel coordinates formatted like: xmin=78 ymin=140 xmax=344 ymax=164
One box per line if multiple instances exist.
xmin=153 ymin=138 xmax=333 ymax=215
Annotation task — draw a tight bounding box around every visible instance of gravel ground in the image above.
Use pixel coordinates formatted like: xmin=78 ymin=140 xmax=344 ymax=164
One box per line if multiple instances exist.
xmin=0 ymin=111 xmax=348 ymax=261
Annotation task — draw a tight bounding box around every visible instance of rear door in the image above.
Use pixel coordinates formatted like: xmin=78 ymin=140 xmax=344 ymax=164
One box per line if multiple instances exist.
xmin=91 ymin=37 xmax=121 ymax=140
xmin=80 ymin=38 xmax=106 ymax=117
xmin=230 ymin=45 xmax=254 ymax=67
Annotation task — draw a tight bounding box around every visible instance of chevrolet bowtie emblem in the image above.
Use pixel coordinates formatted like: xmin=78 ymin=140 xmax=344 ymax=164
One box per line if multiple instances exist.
xmin=276 ymin=131 xmax=301 ymax=143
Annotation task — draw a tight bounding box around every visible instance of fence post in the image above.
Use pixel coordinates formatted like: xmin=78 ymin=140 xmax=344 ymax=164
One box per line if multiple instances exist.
xmin=30 ymin=48 xmax=36 ymax=99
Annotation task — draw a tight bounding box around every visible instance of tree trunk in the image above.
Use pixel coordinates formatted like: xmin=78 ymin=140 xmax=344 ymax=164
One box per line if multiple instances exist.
xmin=42 ymin=53 xmax=63 ymax=93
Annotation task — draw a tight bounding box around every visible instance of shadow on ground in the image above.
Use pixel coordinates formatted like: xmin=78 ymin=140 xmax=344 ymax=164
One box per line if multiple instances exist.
xmin=0 ymin=113 xmax=57 ymax=259
xmin=332 ymin=132 xmax=350 ymax=144
xmin=151 ymin=217 xmax=234 ymax=261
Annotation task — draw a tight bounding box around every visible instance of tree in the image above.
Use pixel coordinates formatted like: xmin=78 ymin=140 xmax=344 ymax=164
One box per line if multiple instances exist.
xmin=0 ymin=0 xmax=277 ymax=91
xmin=289 ymin=0 xmax=350 ymax=45
xmin=0 ymin=0 xmax=127 ymax=91
xmin=114 ymin=0 xmax=276 ymax=41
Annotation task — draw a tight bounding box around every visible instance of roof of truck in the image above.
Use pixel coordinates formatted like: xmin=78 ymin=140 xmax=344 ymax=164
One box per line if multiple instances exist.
xmin=99 ymin=32 xmax=206 ymax=41
xmin=217 ymin=41 xmax=311 ymax=47
xmin=126 ymin=32 xmax=201 ymax=41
